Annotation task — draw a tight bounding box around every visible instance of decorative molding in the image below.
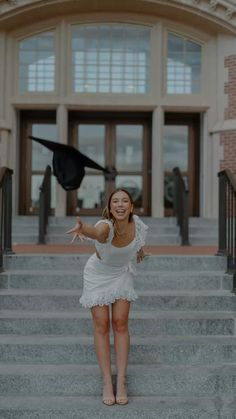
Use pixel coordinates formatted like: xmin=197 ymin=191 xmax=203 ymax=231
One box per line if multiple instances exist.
xmin=209 ymin=0 xmax=218 ymax=10
xmin=210 ymin=119 xmax=236 ymax=134
xmin=225 ymin=7 xmax=234 ymax=20
xmin=0 ymin=0 xmax=236 ymax=30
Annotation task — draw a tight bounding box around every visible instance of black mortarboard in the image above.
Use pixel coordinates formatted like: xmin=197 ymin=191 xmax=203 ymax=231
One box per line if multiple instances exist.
xmin=29 ymin=135 xmax=111 ymax=191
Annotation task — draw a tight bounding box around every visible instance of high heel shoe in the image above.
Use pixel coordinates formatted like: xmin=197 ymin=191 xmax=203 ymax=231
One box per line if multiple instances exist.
xmin=116 ymin=376 xmax=128 ymax=405
xmin=102 ymin=382 xmax=115 ymax=406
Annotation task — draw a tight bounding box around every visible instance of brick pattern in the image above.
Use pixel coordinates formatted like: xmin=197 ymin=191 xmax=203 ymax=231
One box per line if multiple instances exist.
xmin=224 ymin=55 xmax=236 ymax=120
xmin=220 ymin=132 xmax=236 ymax=171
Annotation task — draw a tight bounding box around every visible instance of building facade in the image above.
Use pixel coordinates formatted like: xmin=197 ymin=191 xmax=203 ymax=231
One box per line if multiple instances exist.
xmin=0 ymin=0 xmax=236 ymax=218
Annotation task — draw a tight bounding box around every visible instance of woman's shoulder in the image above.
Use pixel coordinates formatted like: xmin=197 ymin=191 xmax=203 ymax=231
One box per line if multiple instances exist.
xmin=94 ymin=218 xmax=114 ymax=243
xmin=133 ymin=215 xmax=149 ymax=230
xmin=95 ymin=218 xmax=113 ymax=228
xmin=133 ymin=215 xmax=148 ymax=248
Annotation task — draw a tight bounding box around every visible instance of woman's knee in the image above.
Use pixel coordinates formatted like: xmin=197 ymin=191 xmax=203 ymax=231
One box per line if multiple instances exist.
xmin=112 ymin=317 xmax=129 ymax=334
xmin=92 ymin=312 xmax=110 ymax=335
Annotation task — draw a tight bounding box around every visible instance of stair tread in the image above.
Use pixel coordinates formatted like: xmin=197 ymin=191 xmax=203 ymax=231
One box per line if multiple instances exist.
xmin=0 ymin=309 xmax=235 ymax=319
xmin=0 ymin=334 xmax=236 ymax=344
xmin=0 ymin=363 xmax=236 ymax=374
xmin=0 ymin=289 xmax=232 ymax=296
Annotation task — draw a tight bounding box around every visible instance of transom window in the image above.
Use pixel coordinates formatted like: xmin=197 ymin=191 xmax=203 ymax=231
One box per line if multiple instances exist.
xmin=18 ymin=31 xmax=55 ymax=93
xmin=71 ymin=23 xmax=151 ymax=93
xmin=167 ymin=33 xmax=202 ymax=94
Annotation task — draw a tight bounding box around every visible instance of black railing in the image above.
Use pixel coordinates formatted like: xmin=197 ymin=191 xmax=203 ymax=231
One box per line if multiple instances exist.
xmin=38 ymin=165 xmax=51 ymax=244
xmin=173 ymin=167 xmax=190 ymax=246
xmin=0 ymin=167 xmax=13 ymax=272
xmin=218 ymin=169 xmax=236 ymax=292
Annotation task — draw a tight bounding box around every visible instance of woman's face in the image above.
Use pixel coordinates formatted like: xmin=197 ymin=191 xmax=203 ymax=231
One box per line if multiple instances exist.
xmin=110 ymin=190 xmax=133 ymax=222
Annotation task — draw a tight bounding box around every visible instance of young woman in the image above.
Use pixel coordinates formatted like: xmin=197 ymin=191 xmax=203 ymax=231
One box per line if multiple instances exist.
xmin=67 ymin=189 xmax=148 ymax=406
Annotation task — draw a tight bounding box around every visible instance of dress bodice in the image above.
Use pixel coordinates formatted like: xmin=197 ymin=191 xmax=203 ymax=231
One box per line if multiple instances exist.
xmin=93 ymin=215 xmax=148 ymax=267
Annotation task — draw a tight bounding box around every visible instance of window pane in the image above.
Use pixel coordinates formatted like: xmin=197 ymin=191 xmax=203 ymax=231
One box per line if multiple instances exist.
xmin=32 ymin=124 xmax=57 ymax=170
xmin=31 ymin=175 xmax=56 ymax=209
xmin=163 ymin=125 xmax=188 ymax=172
xmin=77 ymin=124 xmax=105 ymax=167
xmin=116 ymin=175 xmax=143 ymax=208
xmin=72 ymin=23 xmax=151 ymax=94
xmin=77 ymin=175 xmax=105 ymax=210
xmin=31 ymin=123 xmax=57 ymax=211
xmin=167 ymin=33 xmax=202 ymax=94
xmin=116 ymin=125 xmax=143 ymax=171
xmin=19 ymin=31 xmax=55 ymax=92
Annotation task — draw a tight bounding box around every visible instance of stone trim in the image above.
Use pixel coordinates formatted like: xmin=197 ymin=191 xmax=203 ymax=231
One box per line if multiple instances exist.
xmin=0 ymin=1 xmax=236 ymax=31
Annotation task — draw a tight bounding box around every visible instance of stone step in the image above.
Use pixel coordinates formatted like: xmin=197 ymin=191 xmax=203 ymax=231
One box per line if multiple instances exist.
xmin=51 ymin=234 xmax=180 ymax=246
xmin=3 ymin=254 xmax=227 ymax=271
xmin=0 ymin=335 xmax=236 ymax=365
xmin=0 ymin=311 xmax=235 ymax=336
xmin=13 ymin=216 xmax=178 ymax=226
xmin=0 ymin=364 xmax=235 ymax=397
xmin=0 ymin=395 xmax=232 ymax=419
xmin=12 ymin=234 xmax=180 ymax=245
xmin=189 ymin=237 xmax=218 ymax=246
xmin=0 ymin=270 xmax=232 ymax=291
xmin=0 ymin=289 xmax=235 ymax=312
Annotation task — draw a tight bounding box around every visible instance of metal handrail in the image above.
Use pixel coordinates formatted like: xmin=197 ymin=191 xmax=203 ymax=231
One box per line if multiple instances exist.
xmin=173 ymin=167 xmax=190 ymax=246
xmin=217 ymin=169 xmax=236 ymax=292
xmin=0 ymin=167 xmax=13 ymax=272
xmin=38 ymin=165 xmax=51 ymax=244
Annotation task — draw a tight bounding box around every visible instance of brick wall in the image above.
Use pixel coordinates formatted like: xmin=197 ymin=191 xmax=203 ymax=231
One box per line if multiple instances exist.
xmin=220 ymin=132 xmax=236 ymax=171
xmin=220 ymin=55 xmax=236 ymax=171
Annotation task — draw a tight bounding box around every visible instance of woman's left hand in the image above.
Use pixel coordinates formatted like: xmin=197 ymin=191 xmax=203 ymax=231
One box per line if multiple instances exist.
xmin=136 ymin=248 xmax=151 ymax=263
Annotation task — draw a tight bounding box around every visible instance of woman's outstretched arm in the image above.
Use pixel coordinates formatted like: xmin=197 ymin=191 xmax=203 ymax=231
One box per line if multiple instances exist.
xmin=66 ymin=216 xmax=110 ymax=243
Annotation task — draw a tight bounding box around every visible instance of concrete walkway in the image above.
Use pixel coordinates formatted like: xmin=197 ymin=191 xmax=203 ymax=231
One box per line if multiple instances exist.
xmin=12 ymin=244 xmax=218 ymax=255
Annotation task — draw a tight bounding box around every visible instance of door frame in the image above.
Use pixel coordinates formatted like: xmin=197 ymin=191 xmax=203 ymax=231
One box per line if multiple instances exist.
xmin=68 ymin=111 xmax=152 ymax=216
xmin=19 ymin=110 xmax=56 ymax=215
xmin=164 ymin=112 xmax=200 ymax=217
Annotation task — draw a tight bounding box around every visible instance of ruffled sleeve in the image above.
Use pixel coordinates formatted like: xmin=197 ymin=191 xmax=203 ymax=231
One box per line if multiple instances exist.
xmin=94 ymin=219 xmax=114 ymax=244
xmin=133 ymin=215 xmax=148 ymax=251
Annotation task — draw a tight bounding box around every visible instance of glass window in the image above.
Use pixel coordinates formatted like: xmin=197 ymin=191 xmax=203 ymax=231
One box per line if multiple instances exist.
xmin=19 ymin=31 xmax=55 ymax=92
xmin=116 ymin=125 xmax=143 ymax=171
xmin=167 ymin=33 xmax=202 ymax=94
xmin=71 ymin=23 xmax=151 ymax=94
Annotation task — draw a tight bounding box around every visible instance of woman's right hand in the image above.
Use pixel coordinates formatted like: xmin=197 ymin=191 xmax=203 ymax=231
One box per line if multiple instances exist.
xmin=66 ymin=216 xmax=86 ymax=243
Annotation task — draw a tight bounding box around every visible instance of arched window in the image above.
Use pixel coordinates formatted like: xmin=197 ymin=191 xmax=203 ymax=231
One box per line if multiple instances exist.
xmin=167 ymin=33 xmax=202 ymax=94
xmin=71 ymin=23 xmax=151 ymax=93
xmin=18 ymin=31 xmax=55 ymax=92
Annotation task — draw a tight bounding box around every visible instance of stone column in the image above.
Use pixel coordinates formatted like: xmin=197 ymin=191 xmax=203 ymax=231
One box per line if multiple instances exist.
xmin=151 ymin=106 xmax=164 ymax=217
xmin=55 ymin=104 xmax=67 ymax=216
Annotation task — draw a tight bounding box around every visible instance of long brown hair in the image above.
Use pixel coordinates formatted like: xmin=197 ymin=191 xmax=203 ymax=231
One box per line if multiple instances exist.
xmin=102 ymin=188 xmax=134 ymax=223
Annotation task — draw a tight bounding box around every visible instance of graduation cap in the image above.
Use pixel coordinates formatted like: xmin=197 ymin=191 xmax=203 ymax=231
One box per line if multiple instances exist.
xmin=29 ymin=136 xmax=116 ymax=191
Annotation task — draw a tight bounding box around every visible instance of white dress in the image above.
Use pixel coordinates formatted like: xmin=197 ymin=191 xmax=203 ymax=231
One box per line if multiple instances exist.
xmin=79 ymin=215 xmax=148 ymax=308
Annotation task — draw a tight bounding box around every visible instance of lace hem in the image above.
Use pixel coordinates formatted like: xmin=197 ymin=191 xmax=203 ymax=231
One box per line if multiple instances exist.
xmin=79 ymin=289 xmax=138 ymax=308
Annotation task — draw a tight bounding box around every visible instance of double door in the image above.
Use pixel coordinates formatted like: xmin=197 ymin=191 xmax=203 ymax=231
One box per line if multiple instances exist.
xmin=19 ymin=111 xmax=151 ymax=215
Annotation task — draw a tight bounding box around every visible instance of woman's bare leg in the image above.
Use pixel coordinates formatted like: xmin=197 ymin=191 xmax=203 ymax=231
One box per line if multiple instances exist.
xmin=91 ymin=305 xmax=115 ymax=405
xmin=112 ymin=299 xmax=130 ymax=404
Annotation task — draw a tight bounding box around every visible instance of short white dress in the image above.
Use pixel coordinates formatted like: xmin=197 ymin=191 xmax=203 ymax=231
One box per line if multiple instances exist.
xmin=79 ymin=215 xmax=148 ymax=308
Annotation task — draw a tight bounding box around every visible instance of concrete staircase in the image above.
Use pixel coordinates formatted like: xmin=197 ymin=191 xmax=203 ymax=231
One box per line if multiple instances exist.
xmin=12 ymin=216 xmax=218 ymax=245
xmin=0 ymin=253 xmax=236 ymax=418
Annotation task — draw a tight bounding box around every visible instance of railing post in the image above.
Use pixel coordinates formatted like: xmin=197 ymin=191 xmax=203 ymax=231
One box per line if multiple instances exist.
xmin=0 ymin=187 xmax=3 ymax=272
xmin=173 ymin=167 xmax=190 ymax=246
xmin=3 ymin=170 xmax=13 ymax=253
xmin=217 ymin=172 xmax=227 ymax=255
xmin=38 ymin=165 xmax=51 ymax=244
xmin=181 ymin=189 xmax=190 ymax=246
xmin=38 ymin=189 xmax=45 ymax=244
